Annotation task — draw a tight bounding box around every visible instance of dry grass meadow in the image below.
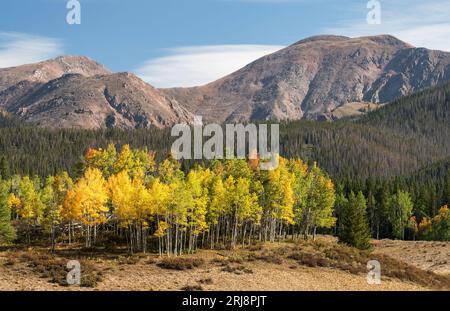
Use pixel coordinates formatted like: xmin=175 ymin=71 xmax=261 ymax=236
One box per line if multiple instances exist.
xmin=1 ymin=236 xmax=449 ymax=291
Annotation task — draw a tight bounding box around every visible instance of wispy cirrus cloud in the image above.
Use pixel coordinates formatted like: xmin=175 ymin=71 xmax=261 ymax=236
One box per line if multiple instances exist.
xmin=0 ymin=32 xmax=63 ymax=68
xmin=326 ymin=0 xmax=450 ymax=52
xmin=136 ymin=45 xmax=284 ymax=88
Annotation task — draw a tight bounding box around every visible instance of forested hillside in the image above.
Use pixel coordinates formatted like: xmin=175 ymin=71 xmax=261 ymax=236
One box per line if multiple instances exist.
xmin=282 ymin=81 xmax=450 ymax=178
xmin=0 ymin=116 xmax=172 ymax=177
xmin=1 ymin=82 xmax=450 ymax=247
xmin=1 ymin=81 xmax=449 ymax=180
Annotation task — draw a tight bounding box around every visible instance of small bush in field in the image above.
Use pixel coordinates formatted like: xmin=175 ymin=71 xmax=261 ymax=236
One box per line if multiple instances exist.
xmin=157 ymin=257 xmax=204 ymax=270
xmin=198 ymin=277 xmax=214 ymax=285
xmin=181 ymin=284 xmax=203 ymax=291
xmin=222 ymin=264 xmax=253 ymax=275
xmin=11 ymin=251 xmax=103 ymax=288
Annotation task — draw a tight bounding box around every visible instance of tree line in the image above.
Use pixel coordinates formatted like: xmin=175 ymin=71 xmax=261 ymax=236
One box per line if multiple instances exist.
xmin=0 ymin=144 xmax=336 ymax=254
xmin=336 ymin=169 xmax=450 ymax=244
xmin=1 ymin=145 xmax=449 ymax=253
xmin=1 ymin=80 xmax=449 ymax=181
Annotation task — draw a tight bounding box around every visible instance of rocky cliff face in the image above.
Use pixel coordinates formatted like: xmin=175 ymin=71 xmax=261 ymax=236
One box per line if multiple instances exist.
xmin=163 ymin=35 xmax=450 ymax=122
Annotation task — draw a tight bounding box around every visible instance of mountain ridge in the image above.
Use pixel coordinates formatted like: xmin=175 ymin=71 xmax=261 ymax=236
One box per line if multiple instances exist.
xmin=162 ymin=34 xmax=450 ymax=122
xmin=0 ymin=57 xmax=193 ymax=129
xmin=1 ymin=34 xmax=450 ymax=128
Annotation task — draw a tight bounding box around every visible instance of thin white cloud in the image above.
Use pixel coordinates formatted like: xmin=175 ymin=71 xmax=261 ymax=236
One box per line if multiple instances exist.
xmin=135 ymin=45 xmax=284 ymax=88
xmin=325 ymin=0 xmax=450 ymax=52
xmin=0 ymin=32 xmax=63 ymax=68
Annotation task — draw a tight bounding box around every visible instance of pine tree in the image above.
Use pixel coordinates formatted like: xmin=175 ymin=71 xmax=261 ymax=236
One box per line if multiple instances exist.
xmin=339 ymin=191 xmax=372 ymax=250
xmin=445 ymin=169 xmax=450 ymax=206
xmin=0 ymin=156 xmax=10 ymax=180
xmin=0 ymin=181 xmax=16 ymax=244
xmin=334 ymin=191 xmax=348 ymax=236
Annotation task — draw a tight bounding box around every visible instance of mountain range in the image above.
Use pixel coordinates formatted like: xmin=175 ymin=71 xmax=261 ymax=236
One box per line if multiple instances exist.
xmin=1 ymin=35 xmax=450 ymax=128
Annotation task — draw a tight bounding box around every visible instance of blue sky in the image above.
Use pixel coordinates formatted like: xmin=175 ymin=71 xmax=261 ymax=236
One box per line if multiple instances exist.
xmin=1 ymin=0 xmax=450 ymax=87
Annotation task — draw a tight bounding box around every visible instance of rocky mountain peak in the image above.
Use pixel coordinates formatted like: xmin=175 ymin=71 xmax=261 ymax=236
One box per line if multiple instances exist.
xmin=163 ymin=35 xmax=450 ymax=122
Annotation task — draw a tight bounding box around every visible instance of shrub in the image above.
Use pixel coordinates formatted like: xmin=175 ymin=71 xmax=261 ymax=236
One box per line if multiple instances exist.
xmin=157 ymin=257 xmax=204 ymax=270
xmin=181 ymin=285 xmax=203 ymax=291
xmin=12 ymin=251 xmax=103 ymax=288
xmin=198 ymin=277 xmax=214 ymax=285
xmin=221 ymin=264 xmax=253 ymax=274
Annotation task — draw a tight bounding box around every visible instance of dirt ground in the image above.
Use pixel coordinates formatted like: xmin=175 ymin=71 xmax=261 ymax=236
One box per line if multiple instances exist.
xmin=0 ymin=238 xmax=448 ymax=291
xmin=373 ymin=239 xmax=450 ymax=276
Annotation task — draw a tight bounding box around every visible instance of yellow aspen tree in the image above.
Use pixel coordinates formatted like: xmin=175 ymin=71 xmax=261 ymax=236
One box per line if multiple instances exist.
xmin=303 ymin=165 xmax=336 ymax=239
xmin=108 ymin=171 xmax=134 ymax=251
xmin=41 ymin=176 xmax=61 ymax=251
xmin=288 ymin=159 xmax=310 ymax=232
xmin=108 ymin=171 xmax=134 ymax=227
xmin=113 ymin=145 xmax=135 ymax=174
xmin=223 ymin=175 xmax=236 ymax=244
xmin=108 ymin=171 xmax=151 ymax=253
xmin=170 ymin=179 xmax=192 ymax=255
xmin=186 ymin=168 xmax=210 ymax=251
xmin=264 ymin=158 xmax=295 ymax=242
xmin=158 ymin=156 xmax=184 ymax=183
xmin=94 ymin=144 xmax=119 ymax=177
xmin=314 ymin=177 xmax=336 ymax=230
xmin=84 ymin=148 xmax=102 ymax=169
xmin=208 ymin=175 xmax=228 ymax=248
xmin=148 ymin=178 xmax=171 ymax=255
xmin=132 ymin=148 xmax=156 ymax=180
xmin=41 ymin=172 xmax=72 ymax=249
xmin=7 ymin=193 xmax=21 ymax=220
xmin=156 ymin=156 xmax=189 ymax=255
xmin=103 ymin=144 xmax=119 ymax=176
xmin=132 ymin=176 xmax=152 ymax=252
xmin=229 ymin=177 xmax=258 ymax=248
xmin=247 ymin=178 xmax=263 ymax=245
xmin=84 ymin=144 xmax=118 ymax=177
xmin=62 ymin=189 xmax=82 ymax=243
xmin=18 ymin=176 xmax=44 ymax=244
xmin=74 ymin=168 xmax=109 ymax=247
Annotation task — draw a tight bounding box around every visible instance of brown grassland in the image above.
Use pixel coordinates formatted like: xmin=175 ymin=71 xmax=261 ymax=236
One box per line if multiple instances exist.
xmin=0 ymin=236 xmax=449 ymax=291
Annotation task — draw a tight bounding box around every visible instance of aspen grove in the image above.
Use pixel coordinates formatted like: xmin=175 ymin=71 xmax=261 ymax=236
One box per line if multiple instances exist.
xmin=0 ymin=144 xmax=336 ymax=255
